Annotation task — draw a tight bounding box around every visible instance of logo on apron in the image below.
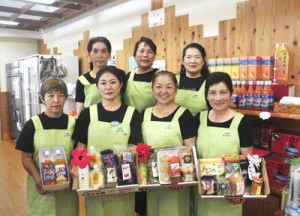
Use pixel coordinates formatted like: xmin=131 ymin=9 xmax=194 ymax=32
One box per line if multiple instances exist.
xmin=64 ymin=132 xmax=72 ymax=137
xmin=222 ymin=132 xmax=231 ymax=137
xmin=165 ymin=125 xmax=173 ymax=130
xmin=192 ymin=94 xmax=199 ymax=99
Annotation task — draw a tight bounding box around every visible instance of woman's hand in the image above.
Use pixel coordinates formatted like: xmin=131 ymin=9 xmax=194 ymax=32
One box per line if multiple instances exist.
xmin=34 ymin=175 xmax=51 ymax=195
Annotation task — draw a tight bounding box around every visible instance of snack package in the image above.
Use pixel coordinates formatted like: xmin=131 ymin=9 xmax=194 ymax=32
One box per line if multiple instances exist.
xmin=201 ymin=175 xmax=217 ymax=195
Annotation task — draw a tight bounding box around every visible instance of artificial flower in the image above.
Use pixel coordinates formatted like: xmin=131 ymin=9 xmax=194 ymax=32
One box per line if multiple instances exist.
xmin=136 ymin=143 xmax=152 ymax=163
xmin=71 ymin=148 xmax=92 ymax=169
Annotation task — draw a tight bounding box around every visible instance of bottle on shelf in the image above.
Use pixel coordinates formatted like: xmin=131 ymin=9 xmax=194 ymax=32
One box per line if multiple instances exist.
xmin=54 ymin=149 xmax=68 ymax=184
xmin=238 ymin=80 xmax=247 ymax=109
xmin=42 ymin=150 xmax=56 ymax=185
xmin=90 ymin=164 xmax=104 ymax=188
xmin=267 ymin=80 xmax=274 ymax=110
xmin=253 ymin=81 xmax=263 ymax=111
xmin=170 ymin=155 xmax=181 ymax=184
xmin=246 ymin=80 xmax=254 ymax=110
xmin=261 ymin=80 xmax=271 ymax=111
xmin=89 ymin=146 xmax=102 ymax=168
xmin=230 ymin=80 xmax=239 ymax=109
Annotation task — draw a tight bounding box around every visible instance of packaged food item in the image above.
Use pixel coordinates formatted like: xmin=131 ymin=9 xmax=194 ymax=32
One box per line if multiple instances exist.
xmin=239 ymin=56 xmax=248 ymax=80
xmin=231 ymin=57 xmax=240 ymax=79
xmin=170 ymin=155 xmax=181 ymax=184
xmin=251 ymin=177 xmax=263 ymax=195
xmin=229 ymin=173 xmax=245 ymax=195
xmin=105 ymin=166 xmax=117 ymax=188
xmin=201 ymin=175 xmax=217 ymax=195
xmin=54 ymin=149 xmax=68 ymax=184
xmin=158 ymin=152 xmax=171 ymax=184
xmin=89 ymin=146 xmax=101 ymax=168
xmin=275 ymin=43 xmax=289 ymax=83
xmin=147 ymin=151 xmax=159 ymax=184
xmin=42 ymin=150 xmax=56 ymax=185
xmin=90 ymin=164 xmax=104 ymax=188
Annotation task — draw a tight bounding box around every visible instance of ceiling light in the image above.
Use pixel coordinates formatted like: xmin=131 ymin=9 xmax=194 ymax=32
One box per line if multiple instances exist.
xmin=24 ymin=0 xmax=56 ymax=4
xmin=0 ymin=20 xmax=19 ymax=25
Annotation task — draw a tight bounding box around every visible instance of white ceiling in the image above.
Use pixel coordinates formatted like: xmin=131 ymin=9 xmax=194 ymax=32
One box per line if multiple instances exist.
xmin=0 ymin=0 xmax=121 ymax=31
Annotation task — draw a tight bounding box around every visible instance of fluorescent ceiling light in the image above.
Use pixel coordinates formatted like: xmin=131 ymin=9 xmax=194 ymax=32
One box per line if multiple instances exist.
xmin=0 ymin=20 xmax=19 ymax=25
xmin=24 ymin=0 xmax=56 ymax=4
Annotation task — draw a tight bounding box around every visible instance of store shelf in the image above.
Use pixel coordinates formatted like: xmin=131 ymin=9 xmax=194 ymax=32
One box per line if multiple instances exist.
xmin=234 ymin=109 xmax=300 ymax=121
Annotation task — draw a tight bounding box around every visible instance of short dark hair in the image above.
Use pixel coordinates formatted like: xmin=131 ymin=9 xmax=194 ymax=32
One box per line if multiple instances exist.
xmin=151 ymin=71 xmax=178 ymax=89
xmin=87 ymin=36 xmax=112 ymax=54
xmin=40 ymin=77 xmax=68 ymax=99
xmin=180 ymin=43 xmax=209 ymax=78
xmin=95 ymin=66 xmax=125 ymax=85
xmin=205 ymin=72 xmax=233 ymax=99
xmin=133 ymin=37 xmax=157 ymax=57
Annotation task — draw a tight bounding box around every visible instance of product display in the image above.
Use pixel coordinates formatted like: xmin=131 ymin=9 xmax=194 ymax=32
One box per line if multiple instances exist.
xmin=198 ymin=154 xmax=270 ymax=198
xmin=39 ymin=146 xmax=70 ymax=191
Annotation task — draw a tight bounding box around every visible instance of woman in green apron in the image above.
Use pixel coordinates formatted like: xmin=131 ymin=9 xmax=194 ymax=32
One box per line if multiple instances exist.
xmin=174 ymin=43 xmax=210 ymax=116
xmin=141 ymin=71 xmax=197 ymax=216
xmin=195 ymin=72 xmax=253 ymax=216
xmin=15 ymin=78 xmax=79 ymax=216
xmin=75 ymin=36 xmax=112 ymax=116
xmin=124 ymin=36 xmax=161 ymax=112
xmin=73 ymin=66 xmax=142 ymax=216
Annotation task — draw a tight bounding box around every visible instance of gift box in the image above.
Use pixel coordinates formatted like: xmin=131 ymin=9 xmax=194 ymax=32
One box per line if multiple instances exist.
xmin=265 ymin=152 xmax=295 ymax=190
xmin=39 ymin=146 xmax=70 ymax=191
xmin=198 ymin=156 xmax=270 ymax=198
xmin=271 ymin=133 xmax=300 ymax=157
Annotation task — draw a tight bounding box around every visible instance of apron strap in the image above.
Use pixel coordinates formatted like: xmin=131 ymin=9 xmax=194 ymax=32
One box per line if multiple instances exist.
xmin=172 ymin=106 xmax=186 ymax=122
xmin=67 ymin=116 xmax=76 ymax=129
xmin=32 ymin=115 xmax=43 ymax=130
xmin=200 ymin=110 xmax=208 ymax=126
xmin=128 ymin=68 xmax=138 ymax=81
xmin=229 ymin=112 xmax=244 ymax=129
xmin=89 ymin=104 xmax=98 ymax=122
xmin=78 ymin=75 xmax=90 ymax=85
xmin=143 ymin=107 xmax=153 ymax=122
xmin=123 ymin=106 xmax=135 ymax=124
xmin=176 ymin=74 xmax=180 ymax=85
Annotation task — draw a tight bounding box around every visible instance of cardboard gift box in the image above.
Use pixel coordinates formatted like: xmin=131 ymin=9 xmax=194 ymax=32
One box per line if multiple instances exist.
xmin=39 ymin=146 xmax=70 ymax=191
xmin=265 ymin=152 xmax=295 ymax=190
xmin=271 ymin=133 xmax=300 ymax=157
xmin=198 ymin=156 xmax=270 ymax=198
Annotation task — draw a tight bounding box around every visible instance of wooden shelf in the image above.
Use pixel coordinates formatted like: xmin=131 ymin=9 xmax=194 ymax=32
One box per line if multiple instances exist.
xmin=234 ymin=109 xmax=300 ymax=121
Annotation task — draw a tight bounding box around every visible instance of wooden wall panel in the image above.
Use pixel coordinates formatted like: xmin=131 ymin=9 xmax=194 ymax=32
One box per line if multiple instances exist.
xmin=53 ymin=47 xmax=61 ymax=55
xmin=73 ymin=30 xmax=90 ymax=75
xmin=37 ymin=39 xmax=50 ymax=54
xmin=116 ymin=0 xmax=300 ymax=96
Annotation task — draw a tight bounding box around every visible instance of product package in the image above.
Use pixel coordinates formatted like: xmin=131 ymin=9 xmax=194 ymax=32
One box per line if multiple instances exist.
xmin=39 ymin=146 xmax=70 ymax=191
xmin=198 ymin=154 xmax=270 ymax=198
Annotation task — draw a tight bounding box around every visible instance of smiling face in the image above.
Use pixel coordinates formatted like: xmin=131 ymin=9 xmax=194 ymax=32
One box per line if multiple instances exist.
xmin=88 ymin=42 xmax=111 ymax=69
xmin=134 ymin=42 xmax=156 ymax=71
xmin=41 ymin=91 xmax=66 ymax=117
xmin=207 ymin=82 xmax=231 ymax=111
xmin=152 ymin=74 xmax=177 ymax=105
xmin=97 ymin=72 xmax=122 ymax=101
xmin=183 ymin=47 xmax=205 ymax=77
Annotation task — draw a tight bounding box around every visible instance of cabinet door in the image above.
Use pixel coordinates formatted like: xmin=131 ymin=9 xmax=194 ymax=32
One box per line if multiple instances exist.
xmin=243 ymin=195 xmax=280 ymax=216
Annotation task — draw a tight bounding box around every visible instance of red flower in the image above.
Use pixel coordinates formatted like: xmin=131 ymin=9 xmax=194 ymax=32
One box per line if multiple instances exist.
xmin=71 ymin=149 xmax=92 ymax=169
xmin=136 ymin=143 xmax=152 ymax=163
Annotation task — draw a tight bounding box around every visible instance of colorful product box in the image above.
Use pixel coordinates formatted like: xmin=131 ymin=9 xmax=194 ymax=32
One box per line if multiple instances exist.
xmin=231 ymin=57 xmax=240 ymax=80
xmin=248 ymin=56 xmax=262 ymax=80
xmin=265 ymin=152 xmax=295 ymax=190
xmin=261 ymin=56 xmax=274 ymax=80
xmin=271 ymin=133 xmax=300 ymax=157
xmin=239 ymin=56 xmax=248 ymax=80
xmin=208 ymin=59 xmax=217 ymax=72
xmin=223 ymin=58 xmax=232 ymax=77
xmin=216 ymin=58 xmax=224 ymax=72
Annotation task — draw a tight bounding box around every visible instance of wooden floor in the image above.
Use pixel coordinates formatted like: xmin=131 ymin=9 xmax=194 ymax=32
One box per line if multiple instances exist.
xmin=0 ymin=140 xmax=27 ymax=216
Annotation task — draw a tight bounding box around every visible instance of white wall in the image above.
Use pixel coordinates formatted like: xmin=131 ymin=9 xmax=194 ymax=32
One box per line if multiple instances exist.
xmin=0 ymin=37 xmax=37 ymax=91
xmin=0 ymin=0 xmax=246 ymax=92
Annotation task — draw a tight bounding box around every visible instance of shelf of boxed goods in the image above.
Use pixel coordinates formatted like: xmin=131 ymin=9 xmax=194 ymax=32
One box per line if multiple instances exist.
xmin=234 ymin=109 xmax=300 ymax=121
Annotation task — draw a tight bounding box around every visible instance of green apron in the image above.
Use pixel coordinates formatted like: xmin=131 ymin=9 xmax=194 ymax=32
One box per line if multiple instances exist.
xmin=78 ymin=75 xmax=101 ymax=108
xmin=124 ymin=68 xmax=160 ymax=112
xmin=27 ymin=115 xmax=78 ymax=216
xmin=85 ymin=104 xmax=135 ymax=216
xmin=142 ymin=106 xmax=190 ymax=216
xmin=194 ymin=110 xmax=243 ymax=216
xmin=174 ymin=75 xmax=207 ymax=116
